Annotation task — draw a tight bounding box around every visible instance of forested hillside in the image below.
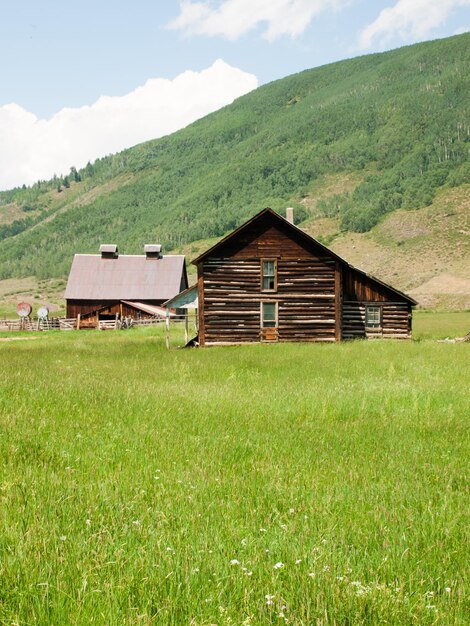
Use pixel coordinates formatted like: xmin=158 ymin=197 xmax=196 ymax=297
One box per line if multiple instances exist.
xmin=0 ymin=33 xmax=469 ymax=282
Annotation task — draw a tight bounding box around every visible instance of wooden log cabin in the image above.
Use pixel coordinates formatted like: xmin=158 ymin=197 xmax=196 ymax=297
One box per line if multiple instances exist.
xmin=192 ymin=208 xmax=416 ymax=345
xmin=65 ymin=244 xmax=187 ymax=327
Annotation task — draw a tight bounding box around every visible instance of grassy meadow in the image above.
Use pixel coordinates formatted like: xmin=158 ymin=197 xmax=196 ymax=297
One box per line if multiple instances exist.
xmin=0 ymin=312 xmax=468 ymax=625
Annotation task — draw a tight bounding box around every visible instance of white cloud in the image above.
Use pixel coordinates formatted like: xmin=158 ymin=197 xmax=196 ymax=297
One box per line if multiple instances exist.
xmin=168 ymin=0 xmax=350 ymax=41
xmin=0 ymin=60 xmax=257 ymax=190
xmin=358 ymin=0 xmax=470 ymax=50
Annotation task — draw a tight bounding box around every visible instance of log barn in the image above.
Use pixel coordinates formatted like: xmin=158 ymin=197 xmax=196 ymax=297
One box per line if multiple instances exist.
xmin=65 ymin=244 xmax=187 ymax=327
xmin=192 ymin=208 xmax=416 ymax=345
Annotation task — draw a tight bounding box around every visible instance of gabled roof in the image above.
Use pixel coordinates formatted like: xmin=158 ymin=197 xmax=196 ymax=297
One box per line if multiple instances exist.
xmin=192 ymin=208 xmax=417 ymax=305
xmin=64 ymin=254 xmax=186 ymax=301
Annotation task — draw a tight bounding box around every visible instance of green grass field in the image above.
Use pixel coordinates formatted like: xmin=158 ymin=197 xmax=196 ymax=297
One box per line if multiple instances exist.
xmin=0 ymin=312 xmax=468 ymax=625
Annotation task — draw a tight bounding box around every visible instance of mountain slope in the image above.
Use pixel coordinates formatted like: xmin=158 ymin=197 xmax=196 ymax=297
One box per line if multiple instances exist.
xmin=0 ymin=33 xmax=469 ymax=295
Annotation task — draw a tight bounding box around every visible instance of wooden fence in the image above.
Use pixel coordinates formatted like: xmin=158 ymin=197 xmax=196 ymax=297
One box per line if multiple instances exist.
xmin=0 ymin=315 xmax=187 ymax=332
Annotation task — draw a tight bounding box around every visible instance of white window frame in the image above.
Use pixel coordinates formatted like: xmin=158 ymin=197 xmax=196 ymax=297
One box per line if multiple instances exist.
xmin=365 ymin=305 xmax=382 ymax=328
xmin=261 ymin=259 xmax=277 ymax=292
xmin=260 ymin=301 xmax=278 ymax=328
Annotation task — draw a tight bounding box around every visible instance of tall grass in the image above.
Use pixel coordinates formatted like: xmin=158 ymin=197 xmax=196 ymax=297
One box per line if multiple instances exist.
xmin=0 ymin=316 xmax=468 ymax=624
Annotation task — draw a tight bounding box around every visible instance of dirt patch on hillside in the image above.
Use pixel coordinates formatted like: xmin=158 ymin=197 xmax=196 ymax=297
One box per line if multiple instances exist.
xmin=380 ymin=213 xmax=431 ymax=241
xmin=301 ymin=172 xmax=364 ymax=212
xmin=303 ymin=217 xmax=340 ymax=239
xmin=409 ymin=274 xmax=470 ymax=309
xmin=0 ymin=202 xmax=26 ymax=225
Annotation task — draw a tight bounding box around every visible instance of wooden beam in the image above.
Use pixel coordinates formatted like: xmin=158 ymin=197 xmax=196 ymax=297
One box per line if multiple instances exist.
xmin=334 ymin=261 xmax=342 ymax=342
xmin=197 ymin=263 xmax=205 ymax=346
xmin=165 ymin=308 xmax=170 ymax=350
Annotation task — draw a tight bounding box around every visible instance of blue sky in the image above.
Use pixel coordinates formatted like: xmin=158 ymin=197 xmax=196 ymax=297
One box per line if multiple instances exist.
xmin=0 ymin=0 xmax=469 ymax=189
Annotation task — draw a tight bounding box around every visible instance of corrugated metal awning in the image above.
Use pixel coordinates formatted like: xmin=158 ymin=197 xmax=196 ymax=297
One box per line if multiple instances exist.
xmin=163 ymin=285 xmax=198 ymax=310
xmin=121 ymin=301 xmax=175 ymax=317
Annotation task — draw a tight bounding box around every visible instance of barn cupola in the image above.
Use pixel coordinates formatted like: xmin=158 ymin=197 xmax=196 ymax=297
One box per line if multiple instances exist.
xmin=144 ymin=244 xmax=162 ymax=259
xmin=99 ymin=244 xmax=118 ymax=259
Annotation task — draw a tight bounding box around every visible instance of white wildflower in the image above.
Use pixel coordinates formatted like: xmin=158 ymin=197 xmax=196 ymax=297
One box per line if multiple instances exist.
xmin=259 ymin=528 xmax=267 ymax=533
xmin=230 ymin=559 xmax=240 ymax=565
xmin=265 ymin=594 xmax=275 ymax=606
xmin=307 ymin=572 xmax=315 ymax=578
xmin=60 ymin=535 xmax=66 ymax=541
xmin=289 ymin=508 xmax=295 ymax=514
xmin=445 ymin=587 xmax=451 ymax=593
xmin=241 ymin=538 xmax=247 ymax=546
xmin=295 ymin=559 xmax=302 ymax=564
xmin=85 ymin=519 xmax=91 ymax=526
xmin=274 ymin=562 xmax=284 ymax=569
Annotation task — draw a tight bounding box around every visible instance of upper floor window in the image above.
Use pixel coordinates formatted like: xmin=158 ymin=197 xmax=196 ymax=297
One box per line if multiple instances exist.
xmin=261 ymin=259 xmax=277 ymax=291
xmin=365 ymin=305 xmax=381 ymax=328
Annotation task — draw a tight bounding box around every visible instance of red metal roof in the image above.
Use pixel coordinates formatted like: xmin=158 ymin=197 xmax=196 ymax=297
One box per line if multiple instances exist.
xmin=65 ymin=254 xmax=186 ymax=301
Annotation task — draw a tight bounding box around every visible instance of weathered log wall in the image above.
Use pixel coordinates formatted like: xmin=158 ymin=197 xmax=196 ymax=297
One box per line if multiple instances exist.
xmin=200 ymin=220 xmax=338 ymax=344
xmin=196 ymin=210 xmax=414 ymax=345
xmin=342 ymin=302 xmax=412 ymax=339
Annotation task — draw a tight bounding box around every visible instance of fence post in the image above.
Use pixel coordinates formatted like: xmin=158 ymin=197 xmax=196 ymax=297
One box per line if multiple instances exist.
xmin=165 ymin=309 xmax=170 ymax=350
